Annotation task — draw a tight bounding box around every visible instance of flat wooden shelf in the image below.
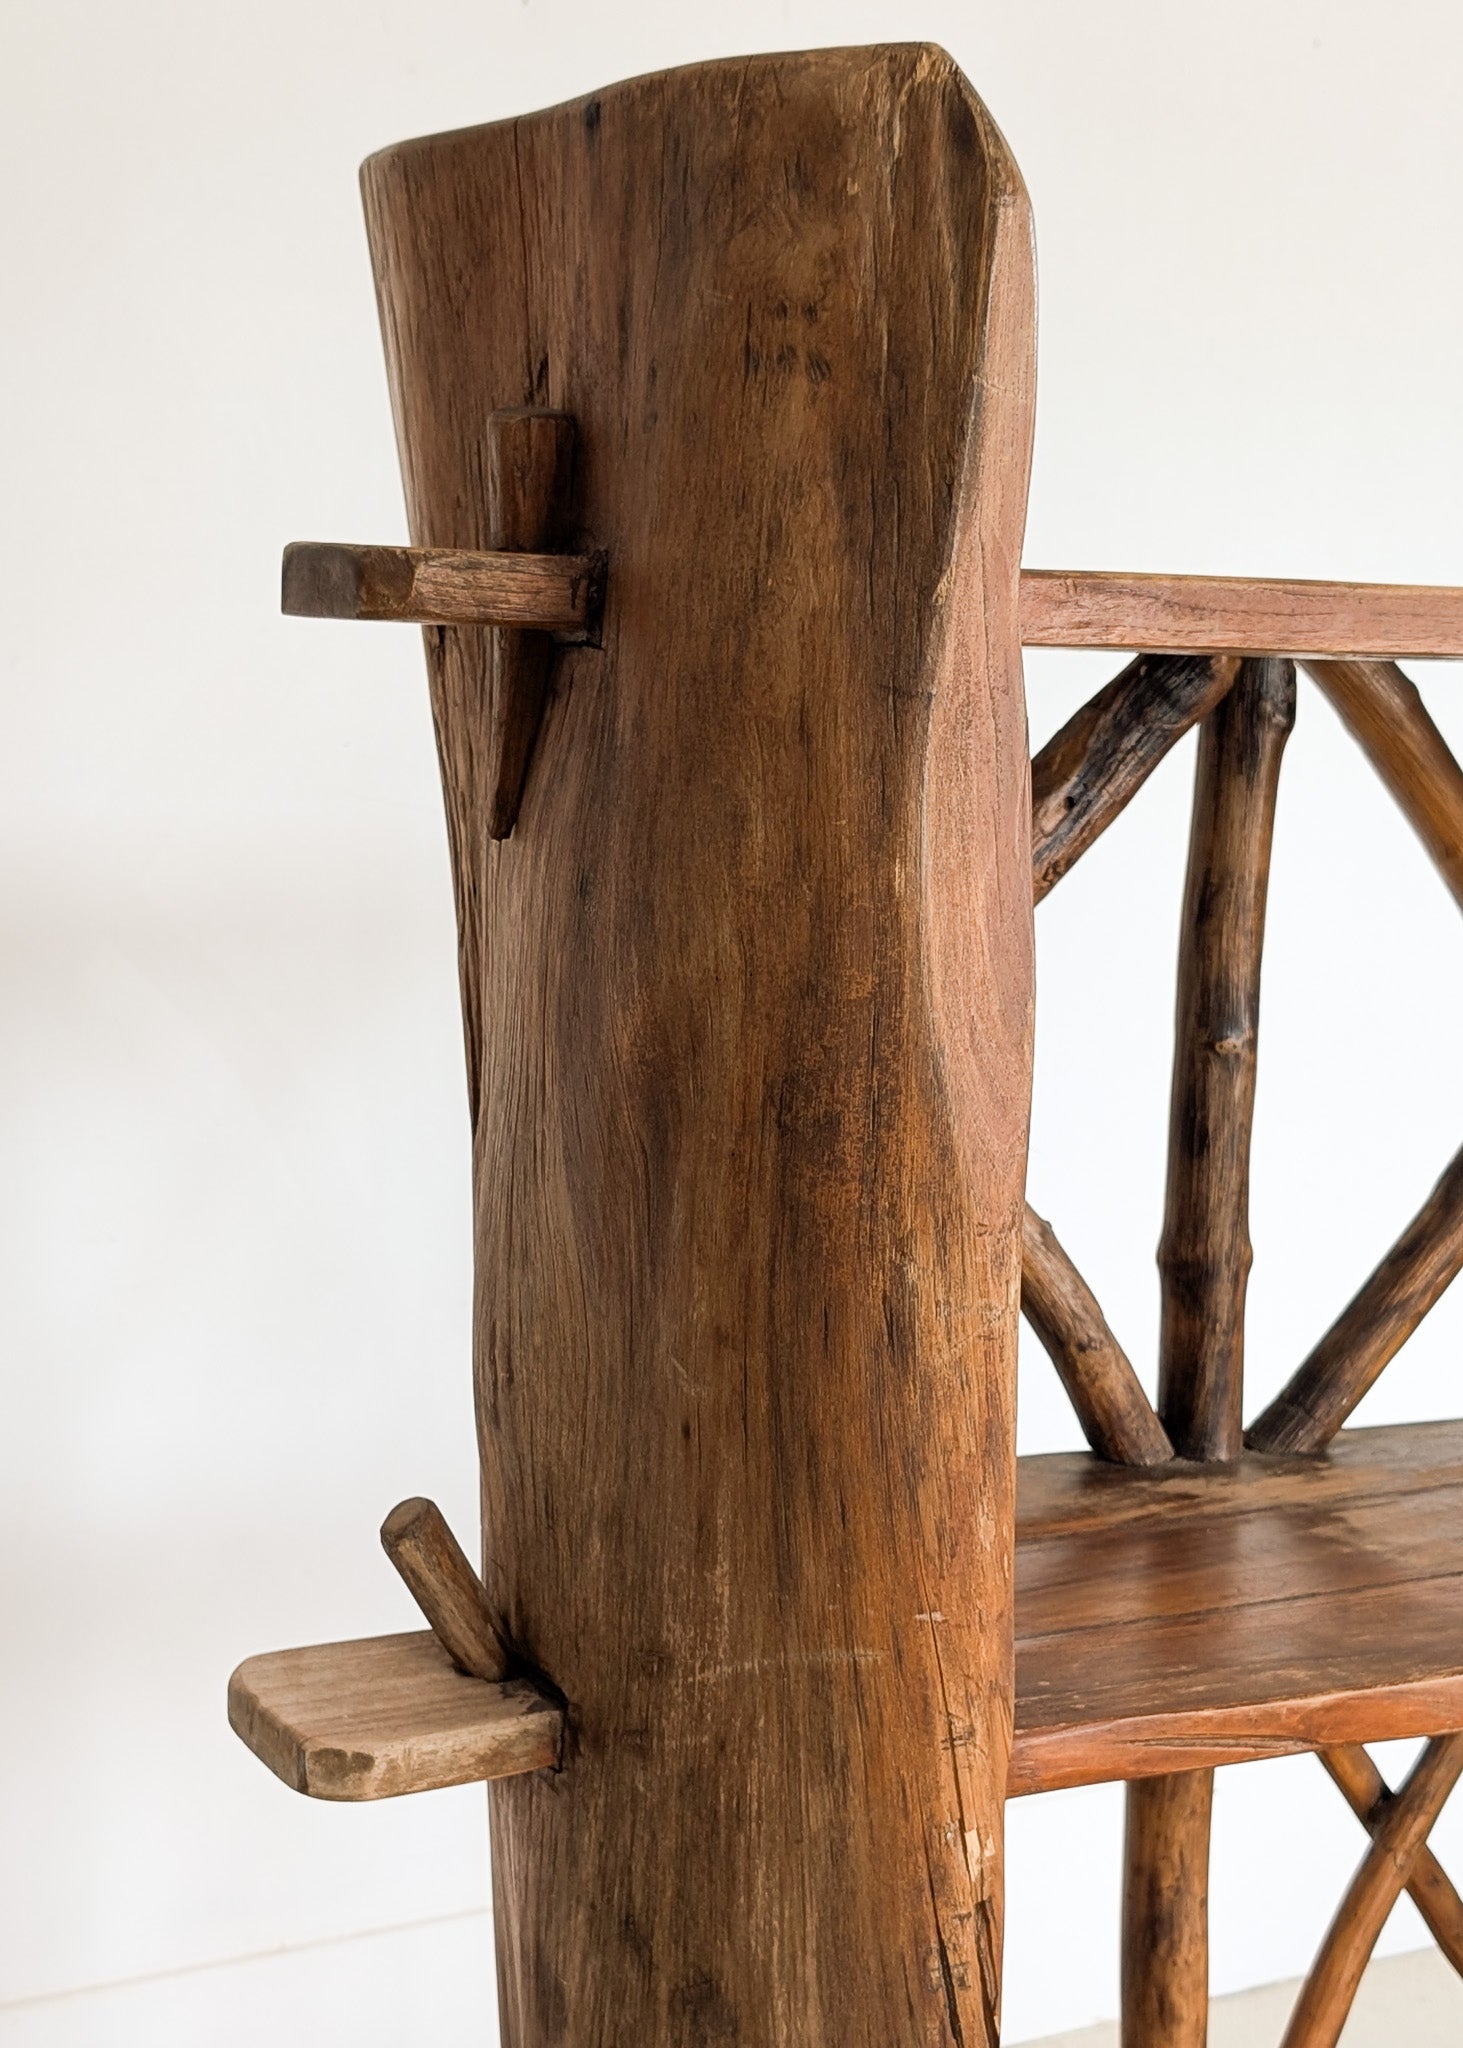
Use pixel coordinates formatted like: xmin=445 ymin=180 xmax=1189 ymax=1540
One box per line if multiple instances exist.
xmin=228 ymin=1630 xmax=563 ymax=1799
xmin=233 ymin=1422 xmax=1463 ymax=1805
xmin=1012 ymin=1419 xmax=1463 ymax=1795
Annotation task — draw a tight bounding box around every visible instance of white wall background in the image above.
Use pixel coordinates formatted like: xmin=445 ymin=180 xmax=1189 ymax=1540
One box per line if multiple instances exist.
xmin=2 ymin=1 xmax=1462 ymax=2040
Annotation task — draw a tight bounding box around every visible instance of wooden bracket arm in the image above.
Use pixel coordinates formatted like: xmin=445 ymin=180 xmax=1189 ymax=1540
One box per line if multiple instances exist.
xmin=281 ymin=539 xmax=604 ymax=636
xmin=228 ymin=1494 xmax=557 ymax=1801
xmin=228 ymin=1631 xmax=563 ymax=1799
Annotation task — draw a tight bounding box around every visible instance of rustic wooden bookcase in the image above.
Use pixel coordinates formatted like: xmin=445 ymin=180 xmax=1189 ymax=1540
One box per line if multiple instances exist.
xmin=229 ymin=44 xmax=1463 ymax=2048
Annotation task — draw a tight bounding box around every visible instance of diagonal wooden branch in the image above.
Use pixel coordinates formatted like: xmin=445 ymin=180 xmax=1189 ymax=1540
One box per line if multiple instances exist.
xmin=1303 ymin=660 xmax=1463 ymax=913
xmin=1248 ymin=1140 xmax=1463 ymax=1454
xmin=1319 ymin=1744 xmax=1463 ymax=1980
xmin=1280 ymin=1733 xmax=1463 ymax=2048
xmin=1031 ymin=652 xmax=1241 ymax=901
xmin=1021 ymin=1206 xmax=1173 ymax=1465
xmin=1159 ymin=658 xmax=1296 ymax=1460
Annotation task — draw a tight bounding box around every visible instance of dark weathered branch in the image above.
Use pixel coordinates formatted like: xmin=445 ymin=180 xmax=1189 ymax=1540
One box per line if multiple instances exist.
xmin=1021 ymin=1205 xmax=1173 ymax=1465
xmin=1319 ymin=1744 xmax=1463 ymax=1980
xmin=1248 ymin=1140 xmax=1463 ymax=1454
xmin=1281 ymin=1734 xmax=1463 ymax=2048
xmin=1304 ymin=658 xmax=1463 ymax=913
xmin=1031 ymin=653 xmax=1241 ymax=901
xmin=1158 ymin=659 xmax=1295 ymax=1460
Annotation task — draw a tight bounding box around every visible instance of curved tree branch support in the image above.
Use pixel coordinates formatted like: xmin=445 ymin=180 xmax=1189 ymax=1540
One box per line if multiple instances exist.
xmin=1282 ymin=1736 xmax=1463 ymax=2048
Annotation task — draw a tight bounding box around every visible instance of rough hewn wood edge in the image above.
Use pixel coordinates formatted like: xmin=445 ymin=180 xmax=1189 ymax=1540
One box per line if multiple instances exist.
xmin=1021 ymin=570 xmax=1463 ymax=657
xmin=281 ymin=541 xmax=603 ymax=633
xmin=1009 ymin=1672 xmax=1463 ymax=1797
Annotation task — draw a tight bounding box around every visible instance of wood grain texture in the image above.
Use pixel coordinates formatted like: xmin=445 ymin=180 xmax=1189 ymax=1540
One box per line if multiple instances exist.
xmin=1247 ymin=1141 xmax=1463 ymax=1454
xmin=1020 ymin=570 xmax=1463 ymax=657
xmin=1318 ymin=1744 xmax=1463 ymax=1978
xmin=362 ymin=46 xmax=1035 ymax=2048
xmin=1017 ymin=1419 xmax=1463 ymax=1541
xmin=1304 ymin=658 xmax=1463 ymax=911
xmin=1030 ymin=653 xmax=1239 ymax=901
xmin=281 ymin=540 xmax=599 ymax=629
xmin=1121 ymin=1769 xmax=1212 ymax=2048
xmin=1010 ymin=1424 xmax=1463 ymax=1794
xmin=1020 ymin=1205 xmax=1173 ymax=1464
xmin=380 ymin=1495 xmax=510 ymax=1681
xmin=227 ymin=1631 xmax=562 ymax=1798
xmin=485 ymin=409 xmax=578 ymax=838
xmin=1280 ymin=1735 xmax=1463 ymax=2048
xmin=1159 ymin=658 xmax=1296 ymax=1460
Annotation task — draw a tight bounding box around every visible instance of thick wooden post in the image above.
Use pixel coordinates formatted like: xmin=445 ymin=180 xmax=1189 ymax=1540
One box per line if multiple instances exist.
xmin=361 ymin=47 xmax=1036 ymax=2048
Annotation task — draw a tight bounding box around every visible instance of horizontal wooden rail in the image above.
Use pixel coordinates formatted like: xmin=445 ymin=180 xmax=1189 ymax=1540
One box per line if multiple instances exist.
xmin=1021 ymin=571 xmax=1463 ymax=658
xmin=283 ymin=552 xmax=1463 ymax=657
xmin=282 ymin=541 xmax=603 ymax=634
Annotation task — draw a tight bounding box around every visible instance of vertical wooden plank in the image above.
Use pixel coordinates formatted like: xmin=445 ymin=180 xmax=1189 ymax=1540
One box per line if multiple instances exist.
xmin=362 ymin=47 xmax=1036 ymax=2048
xmin=1123 ymin=1769 xmax=1215 ymax=2048
xmin=1157 ymin=657 xmax=1297 ymax=1460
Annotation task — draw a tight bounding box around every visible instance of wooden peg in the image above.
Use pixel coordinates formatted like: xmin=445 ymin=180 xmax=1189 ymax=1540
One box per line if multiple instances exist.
xmin=380 ymin=1496 xmax=510 ymax=1683
xmin=281 ymin=540 xmax=598 ymax=630
xmin=486 ymin=409 xmax=578 ymax=839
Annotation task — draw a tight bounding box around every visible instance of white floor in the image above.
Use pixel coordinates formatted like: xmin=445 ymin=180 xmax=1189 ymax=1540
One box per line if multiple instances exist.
xmin=1 ymin=1922 xmax=1459 ymax=2046
xmin=1027 ymin=1946 xmax=1463 ymax=2046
